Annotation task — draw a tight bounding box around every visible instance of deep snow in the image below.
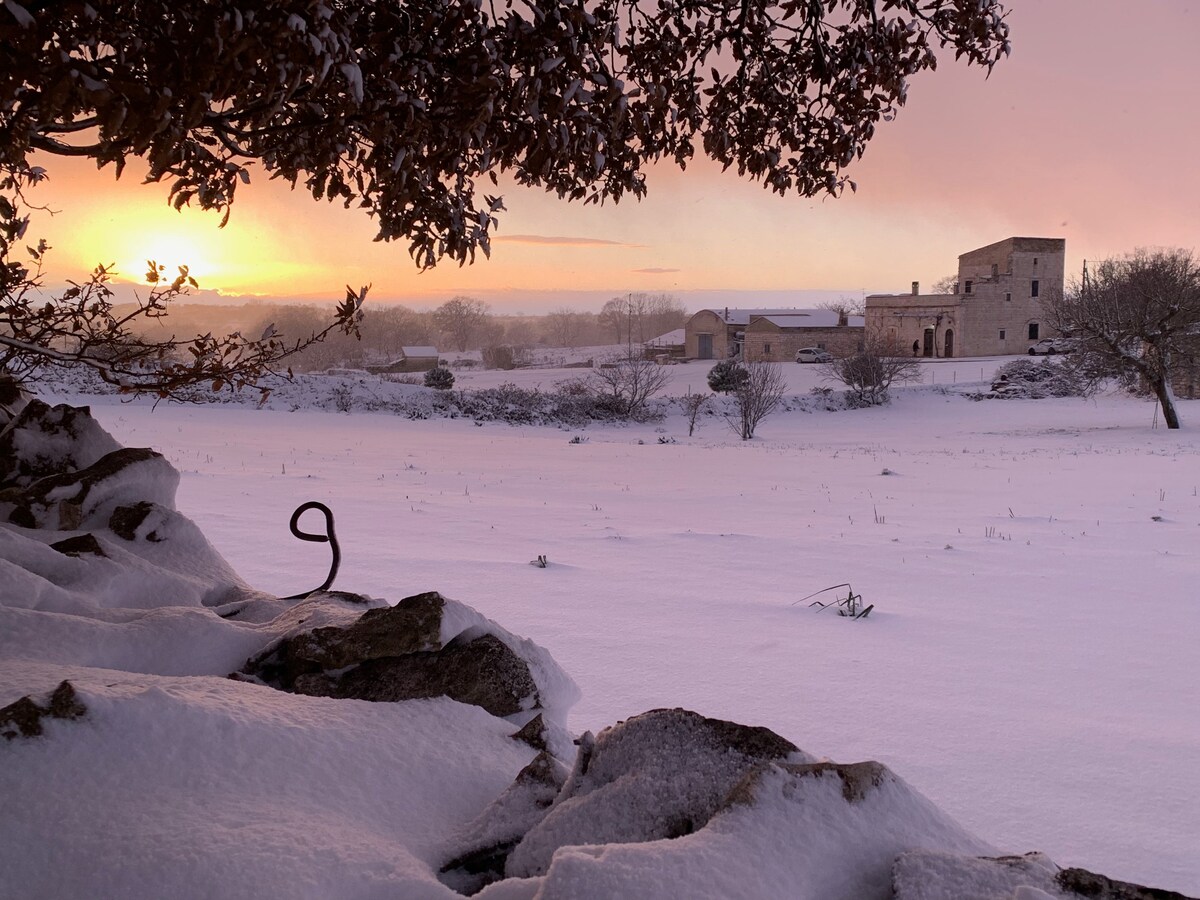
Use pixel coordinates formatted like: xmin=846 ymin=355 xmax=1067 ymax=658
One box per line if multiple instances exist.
xmin=6 ymin=356 xmax=1199 ymax=895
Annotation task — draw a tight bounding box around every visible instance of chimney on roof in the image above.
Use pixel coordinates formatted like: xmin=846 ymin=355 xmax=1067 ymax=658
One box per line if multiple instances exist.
xmin=724 ymin=306 xmax=729 ymax=320
xmin=912 ymin=281 xmax=920 ymax=296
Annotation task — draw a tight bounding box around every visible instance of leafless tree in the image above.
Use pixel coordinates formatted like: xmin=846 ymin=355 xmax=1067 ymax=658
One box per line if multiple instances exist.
xmin=545 ymin=308 xmax=585 ymax=348
xmin=590 ymin=354 xmax=672 ymax=418
xmin=931 ymin=274 xmax=959 ymax=294
xmin=433 ymin=296 xmax=492 ymax=351
xmin=597 ymin=298 xmax=629 ymax=344
xmin=728 ymin=361 xmax=787 ymax=440
xmin=642 ymin=294 xmax=689 ymax=340
xmin=682 ymin=392 xmax=711 ymax=436
xmin=1045 ymin=248 xmax=1200 ymax=429
xmin=598 ymin=293 xmax=687 ymax=347
xmin=822 ymin=340 xmax=922 ymax=406
xmin=817 ymin=296 xmax=864 ymax=320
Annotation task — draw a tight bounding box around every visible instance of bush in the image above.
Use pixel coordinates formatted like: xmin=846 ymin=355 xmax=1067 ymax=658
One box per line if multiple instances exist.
xmin=589 ymin=355 xmax=672 ymax=418
xmin=822 ymin=344 xmax=921 ymax=406
xmin=424 ymin=366 xmax=455 ymax=390
xmin=985 ymin=358 xmax=1092 ymax=399
xmin=707 ymin=359 xmax=748 ymax=393
xmin=726 ymin=361 xmax=786 ymax=440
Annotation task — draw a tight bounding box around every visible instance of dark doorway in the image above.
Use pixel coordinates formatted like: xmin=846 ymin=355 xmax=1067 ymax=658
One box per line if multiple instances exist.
xmin=944 ymin=329 xmax=954 ymax=358
xmin=923 ymin=328 xmax=935 ymax=357
xmin=698 ymin=333 xmax=713 ymax=359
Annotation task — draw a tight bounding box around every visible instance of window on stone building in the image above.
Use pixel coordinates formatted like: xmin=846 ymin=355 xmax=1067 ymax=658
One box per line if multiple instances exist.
xmin=999 ymin=329 xmax=1006 ymax=340
xmin=1005 ymin=292 xmax=1012 ymax=302
xmin=991 ymin=264 xmax=998 ymax=278
xmin=817 ymin=342 xmax=826 ymax=350
xmin=1028 ymin=323 xmax=1040 ymax=340
xmin=964 ymin=280 xmax=973 ymax=294
xmin=764 ymin=343 xmax=771 ymax=354
xmin=1031 ymin=279 xmax=1040 ymax=298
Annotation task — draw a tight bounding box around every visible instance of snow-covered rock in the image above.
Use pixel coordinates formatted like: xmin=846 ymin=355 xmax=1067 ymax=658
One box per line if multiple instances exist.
xmin=892 ymin=849 xmax=1197 ymax=900
xmin=0 ymin=680 xmax=86 ymax=740
xmin=505 ymin=707 xmax=810 ymax=878
xmin=0 ymin=398 xmax=120 ymax=486
xmin=512 ymin=757 xmax=995 ymax=900
xmin=441 ymin=750 xmax=571 ymax=894
xmin=241 ymin=590 xmax=581 ymax=746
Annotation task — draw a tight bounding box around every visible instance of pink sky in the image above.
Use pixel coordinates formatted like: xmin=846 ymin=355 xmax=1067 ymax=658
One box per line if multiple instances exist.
xmin=29 ymin=1 xmax=1200 ymax=313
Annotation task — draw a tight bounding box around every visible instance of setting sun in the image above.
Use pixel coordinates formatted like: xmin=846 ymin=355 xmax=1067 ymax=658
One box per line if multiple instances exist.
xmin=126 ymin=231 xmax=219 ymax=284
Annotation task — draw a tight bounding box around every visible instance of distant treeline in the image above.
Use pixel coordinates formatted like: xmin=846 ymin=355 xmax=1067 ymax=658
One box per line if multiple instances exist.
xmin=128 ymin=293 xmax=688 ymax=372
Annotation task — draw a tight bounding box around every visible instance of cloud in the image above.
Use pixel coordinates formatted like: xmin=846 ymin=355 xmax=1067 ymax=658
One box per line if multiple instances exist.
xmin=496 ymin=234 xmax=642 ymax=248
xmin=632 ymin=267 xmax=680 ymax=274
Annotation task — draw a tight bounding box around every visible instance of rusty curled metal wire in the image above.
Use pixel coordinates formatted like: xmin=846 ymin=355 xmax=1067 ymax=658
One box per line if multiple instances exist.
xmin=282 ymin=501 xmax=341 ymax=599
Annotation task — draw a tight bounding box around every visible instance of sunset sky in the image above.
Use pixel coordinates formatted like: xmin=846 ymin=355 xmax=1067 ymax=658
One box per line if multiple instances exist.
xmin=27 ymin=0 xmax=1200 ymax=313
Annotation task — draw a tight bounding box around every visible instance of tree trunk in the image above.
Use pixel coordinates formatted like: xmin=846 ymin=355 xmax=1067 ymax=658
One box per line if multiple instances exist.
xmin=1150 ymin=374 xmax=1181 ymax=429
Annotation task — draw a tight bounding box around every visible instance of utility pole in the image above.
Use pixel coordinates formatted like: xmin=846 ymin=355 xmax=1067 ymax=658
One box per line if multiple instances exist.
xmin=626 ymin=292 xmax=633 ymax=358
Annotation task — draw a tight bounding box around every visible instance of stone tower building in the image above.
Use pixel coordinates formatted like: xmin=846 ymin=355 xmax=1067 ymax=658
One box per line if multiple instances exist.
xmin=866 ymin=237 xmax=1066 ymax=358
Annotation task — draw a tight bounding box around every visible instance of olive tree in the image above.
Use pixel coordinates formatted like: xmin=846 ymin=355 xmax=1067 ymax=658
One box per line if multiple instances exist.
xmin=0 ymin=1 xmax=1009 ymax=395
xmin=1045 ymin=248 xmax=1200 ymax=429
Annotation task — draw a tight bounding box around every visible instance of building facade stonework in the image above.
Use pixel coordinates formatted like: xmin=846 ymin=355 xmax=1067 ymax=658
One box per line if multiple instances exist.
xmin=684 ymin=308 xmax=864 ymax=361
xmin=865 ymin=237 xmax=1066 ymax=358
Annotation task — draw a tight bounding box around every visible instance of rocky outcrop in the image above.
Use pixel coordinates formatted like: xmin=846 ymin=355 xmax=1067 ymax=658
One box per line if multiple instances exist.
xmin=242 ymin=591 xmax=577 ymax=729
xmin=440 ymin=750 xmax=571 ymax=894
xmin=49 ymin=533 xmax=107 ymax=558
xmin=0 ymin=399 xmax=122 ymax=488
xmin=246 ymin=591 xmax=446 ymax=682
xmin=504 ymin=707 xmax=806 ymax=878
xmin=1056 ymin=866 xmax=1196 ymax=899
xmin=892 ymin=850 xmax=1198 ymax=900
xmin=0 ymin=681 xmax=87 ymax=740
xmin=3 ymin=446 xmax=177 ymax=530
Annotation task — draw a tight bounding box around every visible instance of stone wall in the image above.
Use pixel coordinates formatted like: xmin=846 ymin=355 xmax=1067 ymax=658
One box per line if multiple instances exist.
xmin=742 ymin=325 xmax=865 ymax=362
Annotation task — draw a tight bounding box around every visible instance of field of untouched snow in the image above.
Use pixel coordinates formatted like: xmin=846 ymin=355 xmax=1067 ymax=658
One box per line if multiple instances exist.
xmin=41 ymin=361 xmax=1200 ymax=895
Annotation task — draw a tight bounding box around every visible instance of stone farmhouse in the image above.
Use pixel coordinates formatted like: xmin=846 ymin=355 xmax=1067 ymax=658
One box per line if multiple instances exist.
xmin=684 ymin=308 xmax=865 ymax=362
xmin=865 ymin=237 xmax=1066 ymax=358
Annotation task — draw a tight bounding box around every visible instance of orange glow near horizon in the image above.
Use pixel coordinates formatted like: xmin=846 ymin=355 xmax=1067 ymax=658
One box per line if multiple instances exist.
xmin=19 ymin=1 xmax=1200 ymax=312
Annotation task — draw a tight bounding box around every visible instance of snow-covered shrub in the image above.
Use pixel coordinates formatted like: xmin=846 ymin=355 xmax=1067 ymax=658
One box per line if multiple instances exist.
xmin=983 ymin=358 xmax=1093 ymax=399
xmin=707 ymin=359 xmax=747 ymax=394
xmin=330 ymin=382 xmax=354 ymax=412
xmin=424 ymin=367 xmax=455 ymax=390
xmin=589 ymin=355 xmax=672 ymax=418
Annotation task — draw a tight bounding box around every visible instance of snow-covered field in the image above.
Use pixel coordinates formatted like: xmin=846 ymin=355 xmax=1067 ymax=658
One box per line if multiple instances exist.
xmin=12 ymin=357 xmax=1200 ymax=895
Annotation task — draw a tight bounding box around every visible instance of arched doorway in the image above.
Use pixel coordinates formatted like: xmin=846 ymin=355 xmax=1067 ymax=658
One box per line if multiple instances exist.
xmin=944 ymin=329 xmax=954 ymax=358
xmin=922 ymin=327 xmax=935 ymax=357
